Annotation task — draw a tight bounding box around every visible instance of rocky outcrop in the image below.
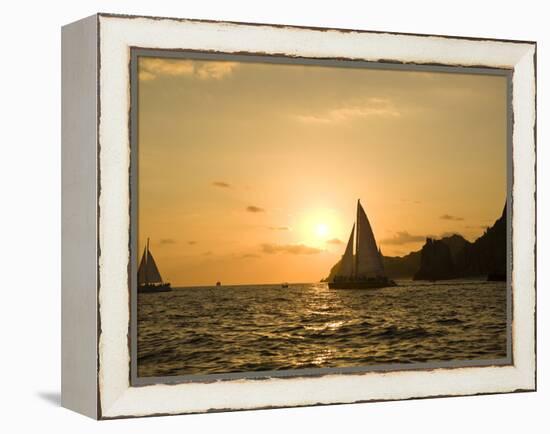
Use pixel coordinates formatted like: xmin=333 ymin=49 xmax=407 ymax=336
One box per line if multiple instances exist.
xmin=461 ymin=204 xmax=507 ymax=279
xmin=413 ymin=238 xmax=457 ymax=280
xmin=381 ymin=250 xmax=422 ymax=278
xmin=413 ymin=204 xmax=507 ymax=281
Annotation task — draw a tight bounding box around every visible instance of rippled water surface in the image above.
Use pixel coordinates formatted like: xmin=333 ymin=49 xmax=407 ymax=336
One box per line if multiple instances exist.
xmin=137 ymin=280 xmax=508 ymax=377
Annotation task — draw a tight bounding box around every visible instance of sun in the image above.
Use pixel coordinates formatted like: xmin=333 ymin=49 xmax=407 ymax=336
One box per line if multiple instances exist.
xmin=296 ymin=208 xmax=343 ymax=247
xmin=315 ymin=223 xmax=329 ymax=238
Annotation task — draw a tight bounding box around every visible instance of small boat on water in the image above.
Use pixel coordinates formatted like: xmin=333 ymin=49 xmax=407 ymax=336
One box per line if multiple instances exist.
xmin=328 ymin=199 xmax=396 ymax=290
xmin=281 ymin=282 xmax=289 ymax=288
xmin=216 ymin=281 xmax=221 ymax=286
xmin=138 ymin=238 xmax=171 ymax=293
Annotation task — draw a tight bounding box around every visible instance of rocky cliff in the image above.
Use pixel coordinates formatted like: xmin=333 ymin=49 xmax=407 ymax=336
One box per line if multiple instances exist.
xmin=413 ymin=204 xmax=507 ymax=281
xmin=381 ymin=250 xmax=422 ymax=278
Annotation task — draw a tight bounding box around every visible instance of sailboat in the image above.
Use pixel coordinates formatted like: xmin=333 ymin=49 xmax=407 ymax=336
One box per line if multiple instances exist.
xmin=328 ymin=200 xmax=396 ymax=289
xmin=137 ymin=238 xmax=172 ymax=293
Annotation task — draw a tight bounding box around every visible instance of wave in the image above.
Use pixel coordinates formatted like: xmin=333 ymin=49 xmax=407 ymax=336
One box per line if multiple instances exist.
xmin=374 ymin=325 xmax=434 ymax=340
xmin=435 ymin=317 xmax=464 ymax=325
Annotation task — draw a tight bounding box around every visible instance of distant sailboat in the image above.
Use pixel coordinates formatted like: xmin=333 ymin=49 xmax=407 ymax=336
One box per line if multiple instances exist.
xmin=329 ymin=200 xmax=396 ymax=289
xmin=138 ymin=238 xmax=171 ymax=293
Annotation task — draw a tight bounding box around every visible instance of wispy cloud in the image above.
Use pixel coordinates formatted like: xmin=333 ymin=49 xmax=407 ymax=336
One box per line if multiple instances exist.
xmin=381 ymin=231 xmax=426 ymax=245
xmin=196 ymin=61 xmax=237 ymax=79
xmin=241 ymin=253 xmax=260 ymax=259
xmin=160 ymin=238 xmax=176 ymax=244
xmin=326 ymin=238 xmax=343 ymax=245
xmin=440 ymin=214 xmax=464 ymax=221
xmin=295 ymin=97 xmax=400 ymax=124
xmin=400 ymin=198 xmax=422 ymax=204
xmin=187 ymin=241 xmax=197 ymax=245
xmin=139 ymin=70 xmax=156 ymax=81
xmin=139 ymin=58 xmax=238 ymax=82
xmin=246 ymin=206 xmax=265 ymax=213
xmin=261 ymin=243 xmax=322 ymax=255
xmin=212 ymin=181 xmax=231 ymax=188
xmin=268 ymin=226 xmax=290 ymax=231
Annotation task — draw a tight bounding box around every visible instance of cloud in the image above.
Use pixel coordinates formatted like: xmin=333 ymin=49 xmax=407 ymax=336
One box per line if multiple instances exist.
xmin=196 ymin=61 xmax=238 ymax=79
xmin=381 ymin=231 xmax=426 ymax=245
xmin=187 ymin=241 xmax=197 ymax=245
xmin=139 ymin=70 xmax=156 ymax=81
xmin=440 ymin=214 xmax=464 ymax=221
xmin=268 ymin=226 xmax=290 ymax=231
xmin=295 ymin=97 xmax=400 ymax=124
xmin=246 ymin=206 xmax=265 ymax=213
xmin=326 ymin=238 xmax=343 ymax=245
xmin=212 ymin=181 xmax=231 ymax=188
xmin=400 ymin=198 xmax=422 ymax=204
xmin=261 ymin=243 xmax=322 ymax=255
xmin=241 ymin=253 xmax=260 ymax=259
xmin=160 ymin=238 xmax=176 ymax=244
xmin=139 ymin=58 xmax=238 ymax=81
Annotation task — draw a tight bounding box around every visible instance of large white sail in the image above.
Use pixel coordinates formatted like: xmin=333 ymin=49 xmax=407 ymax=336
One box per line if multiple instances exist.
xmin=138 ymin=247 xmax=148 ymax=284
xmin=338 ymin=224 xmax=355 ymax=278
xmin=355 ymin=200 xmax=385 ymax=278
xmin=145 ymin=250 xmax=163 ymax=283
xmin=137 ymin=240 xmax=164 ymax=284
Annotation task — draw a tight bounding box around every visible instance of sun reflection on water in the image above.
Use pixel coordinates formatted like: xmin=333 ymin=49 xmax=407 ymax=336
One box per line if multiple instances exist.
xmin=313 ymin=348 xmax=334 ymax=366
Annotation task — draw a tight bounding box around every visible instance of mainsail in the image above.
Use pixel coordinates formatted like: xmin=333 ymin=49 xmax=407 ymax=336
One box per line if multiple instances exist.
xmin=355 ymin=200 xmax=385 ymax=278
xmin=339 ymin=224 xmax=355 ymax=278
xmin=329 ymin=199 xmax=394 ymax=289
xmin=138 ymin=239 xmax=163 ymax=285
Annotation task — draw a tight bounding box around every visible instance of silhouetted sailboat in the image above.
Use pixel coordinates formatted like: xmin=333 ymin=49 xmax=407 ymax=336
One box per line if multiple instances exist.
xmin=138 ymin=238 xmax=171 ymax=293
xmin=329 ymin=200 xmax=396 ymax=289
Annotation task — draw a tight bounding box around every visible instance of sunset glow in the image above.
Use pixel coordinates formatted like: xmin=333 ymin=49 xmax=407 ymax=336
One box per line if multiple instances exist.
xmin=138 ymin=56 xmax=507 ymax=286
xmin=315 ymin=223 xmax=329 ymax=239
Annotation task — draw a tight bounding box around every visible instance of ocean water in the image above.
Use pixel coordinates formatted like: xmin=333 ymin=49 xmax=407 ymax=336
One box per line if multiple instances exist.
xmin=137 ymin=280 xmax=508 ymax=377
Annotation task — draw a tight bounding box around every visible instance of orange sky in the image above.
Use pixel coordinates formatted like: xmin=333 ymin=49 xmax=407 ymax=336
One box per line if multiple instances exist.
xmin=137 ymin=56 xmax=508 ymax=286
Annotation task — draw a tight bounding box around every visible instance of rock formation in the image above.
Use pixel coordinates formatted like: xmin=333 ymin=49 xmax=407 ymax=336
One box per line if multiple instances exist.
xmin=413 ymin=204 xmax=507 ymax=281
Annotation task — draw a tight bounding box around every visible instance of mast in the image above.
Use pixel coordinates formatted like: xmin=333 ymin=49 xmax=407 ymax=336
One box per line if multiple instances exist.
xmin=355 ymin=199 xmax=360 ymax=278
xmin=145 ymin=237 xmax=150 ymax=284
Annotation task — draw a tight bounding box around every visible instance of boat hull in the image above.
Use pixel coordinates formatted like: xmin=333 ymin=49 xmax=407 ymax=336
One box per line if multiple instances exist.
xmin=138 ymin=283 xmax=172 ymax=293
xmin=328 ymin=278 xmax=397 ymax=289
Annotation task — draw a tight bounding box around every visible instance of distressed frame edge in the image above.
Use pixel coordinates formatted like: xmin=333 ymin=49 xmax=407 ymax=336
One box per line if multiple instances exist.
xmin=95 ymin=14 xmax=537 ymax=419
xmin=61 ymin=13 xmax=100 ymax=420
xmin=94 ymin=11 xmax=537 ymax=46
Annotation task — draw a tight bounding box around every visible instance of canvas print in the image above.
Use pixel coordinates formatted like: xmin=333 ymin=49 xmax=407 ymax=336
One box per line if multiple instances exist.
xmin=135 ymin=54 xmax=509 ymax=379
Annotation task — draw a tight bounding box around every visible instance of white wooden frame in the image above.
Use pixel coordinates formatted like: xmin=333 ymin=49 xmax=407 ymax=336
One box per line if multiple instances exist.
xmin=61 ymin=13 xmax=536 ymax=419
